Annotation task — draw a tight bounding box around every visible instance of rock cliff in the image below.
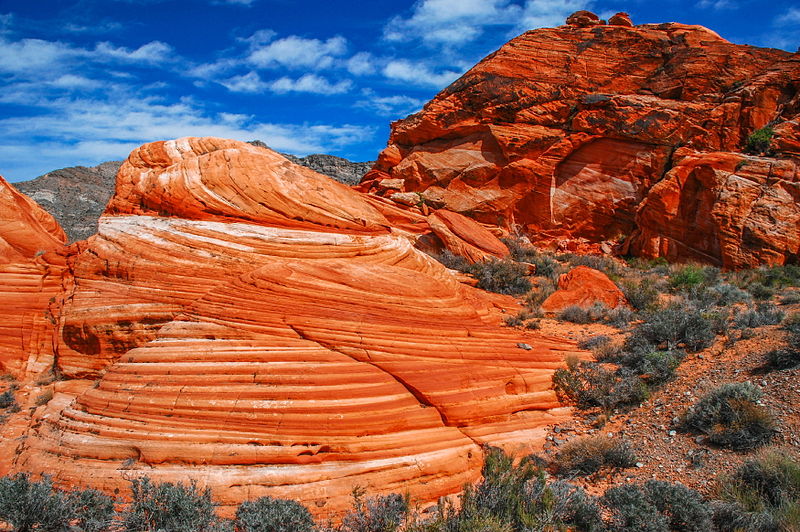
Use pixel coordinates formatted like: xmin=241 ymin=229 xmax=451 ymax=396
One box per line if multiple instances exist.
xmin=0 ymin=176 xmax=66 ymax=378
xmin=1 ymin=138 xmax=577 ymax=516
xmin=360 ymin=16 xmax=800 ymax=269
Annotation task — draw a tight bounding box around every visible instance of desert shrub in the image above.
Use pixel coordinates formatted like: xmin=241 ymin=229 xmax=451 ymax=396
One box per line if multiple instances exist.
xmin=0 ymin=390 xmax=16 ymax=409
xmin=71 ymin=488 xmax=116 ymax=532
xmin=122 ymin=477 xmax=217 ymax=532
xmin=780 ymin=290 xmax=800 ymax=305
xmin=503 ymin=314 xmax=523 ymax=327
xmin=745 ymin=126 xmax=774 ymax=155
xmin=710 ymin=501 xmax=779 ymax=532
xmin=523 ymin=279 xmax=557 ymax=309
xmin=605 ymin=306 xmax=634 ymax=328
xmin=783 ymin=313 xmax=800 ymax=349
xmin=0 ymin=477 xmax=115 ymax=532
xmin=733 ymin=302 xmax=785 ymax=329
xmin=626 ymin=304 xmax=715 ymax=353
xmin=748 ymin=282 xmax=775 ymax=301
xmin=669 ymin=265 xmax=704 ymax=290
xmin=691 ymin=282 xmax=752 ymax=308
xmin=712 ymin=448 xmax=800 ymax=531
xmin=559 ymin=302 xmax=610 ymax=324
xmin=642 ymin=480 xmax=712 ymax=532
xmin=543 ymin=481 xmax=604 ymax=532
xmin=553 ymin=360 xmax=647 ymax=412
xmin=451 ymin=448 xmax=603 ymax=532
xmin=524 ymin=320 xmax=541 ymax=330
xmin=560 ymin=253 xmax=622 ymax=278
xmin=0 ymin=474 xmax=84 ymax=532
xmin=552 ymin=436 xmax=636 ymax=476
xmin=765 ymin=348 xmax=800 ymax=370
xmin=340 ymin=490 xmax=408 ymax=532
xmin=601 ymin=484 xmax=669 ymax=532
xmin=558 ymin=305 xmax=593 ymax=324
xmin=620 ymin=280 xmax=658 ymax=310
xmin=468 ymin=259 xmax=532 ymax=295
xmin=680 ymin=383 xmax=775 ymax=450
xmin=502 ymin=239 xmax=562 ymax=279
xmin=711 ymin=282 xmax=751 ymax=306
xmin=616 ymin=350 xmax=683 ymax=386
xmin=577 ymin=335 xmax=611 ymax=350
xmin=235 ymin=496 xmax=314 ymax=532
xmin=431 ymin=250 xmax=470 ymax=272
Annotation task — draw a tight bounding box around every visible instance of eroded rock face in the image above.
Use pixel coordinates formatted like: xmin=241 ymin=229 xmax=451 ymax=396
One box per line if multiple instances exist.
xmin=540 ymin=266 xmax=627 ymax=314
xmin=5 ymin=138 xmax=577 ymax=516
xmin=0 ymin=176 xmax=66 ymax=378
xmin=628 ymin=149 xmax=800 ymax=268
xmin=360 ymin=22 xmax=800 ymax=267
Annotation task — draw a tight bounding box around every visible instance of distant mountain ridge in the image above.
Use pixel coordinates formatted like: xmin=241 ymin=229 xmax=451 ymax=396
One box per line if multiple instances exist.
xmin=13 ymin=142 xmax=373 ymax=242
xmin=14 ymin=161 xmax=123 ymax=243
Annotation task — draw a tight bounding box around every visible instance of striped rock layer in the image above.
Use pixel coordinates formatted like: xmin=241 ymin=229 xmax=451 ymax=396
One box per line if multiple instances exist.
xmin=4 ymin=138 xmax=576 ymax=516
xmin=0 ymin=176 xmax=66 ymax=378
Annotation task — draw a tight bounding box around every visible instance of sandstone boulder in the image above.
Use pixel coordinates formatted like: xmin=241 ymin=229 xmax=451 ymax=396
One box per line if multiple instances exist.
xmin=4 ymin=138 xmax=578 ymax=517
xmin=566 ymin=10 xmax=603 ymax=27
xmin=608 ymin=12 xmax=633 ymax=27
xmin=540 ymin=266 xmax=627 ymax=314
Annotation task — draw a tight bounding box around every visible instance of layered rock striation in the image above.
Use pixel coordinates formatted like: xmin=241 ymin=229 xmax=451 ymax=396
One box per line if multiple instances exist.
xmin=360 ymin=15 xmax=800 ymax=268
xmin=3 ymin=138 xmax=577 ymax=516
xmin=0 ymin=176 xmax=66 ymax=378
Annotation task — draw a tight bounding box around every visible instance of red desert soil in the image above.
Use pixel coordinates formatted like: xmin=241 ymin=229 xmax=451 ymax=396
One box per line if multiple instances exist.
xmin=533 ymin=315 xmax=800 ymax=496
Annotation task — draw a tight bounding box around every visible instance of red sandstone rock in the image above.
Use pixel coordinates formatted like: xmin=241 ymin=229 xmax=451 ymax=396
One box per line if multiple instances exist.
xmin=566 ymin=10 xmax=603 ymax=27
xmin=627 ymin=149 xmax=800 ymax=268
xmin=608 ymin=12 xmax=633 ymax=27
xmin=361 ymin=23 xmax=800 ymax=267
xmin=0 ymin=176 xmax=66 ymax=378
xmin=540 ymin=266 xmax=627 ymax=313
xmin=3 ymin=138 xmax=578 ymax=517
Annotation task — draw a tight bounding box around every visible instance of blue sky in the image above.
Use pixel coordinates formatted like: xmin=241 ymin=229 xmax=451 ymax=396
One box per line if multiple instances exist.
xmin=0 ymin=0 xmax=798 ymax=182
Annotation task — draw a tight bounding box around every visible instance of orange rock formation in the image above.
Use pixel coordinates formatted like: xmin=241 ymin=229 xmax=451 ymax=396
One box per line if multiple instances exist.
xmin=360 ymin=17 xmax=800 ymax=268
xmin=2 ymin=138 xmax=577 ymax=516
xmin=540 ymin=266 xmax=627 ymax=314
xmin=0 ymin=176 xmax=66 ymax=378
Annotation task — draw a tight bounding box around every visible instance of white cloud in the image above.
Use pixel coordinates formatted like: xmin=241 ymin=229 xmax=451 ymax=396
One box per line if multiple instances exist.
xmin=516 ymin=0 xmax=593 ymax=31
xmin=356 ymin=90 xmax=425 ymax=116
xmin=0 ymin=13 xmax=13 ymax=32
xmin=346 ymin=51 xmax=375 ymax=75
xmin=0 ymin=36 xmax=175 ymax=77
xmin=242 ymin=29 xmax=276 ymax=46
xmin=776 ymin=7 xmax=800 ymax=26
xmin=221 ymin=71 xmax=352 ymax=94
xmin=63 ymin=21 xmax=123 ymax=34
xmin=383 ymin=59 xmax=462 ymax=88
xmin=248 ymin=35 xmax=347 ymax=70
xmin=94 ymin=40 xmax=174 ymax=63
xmin=49 ymin=74 xmax=104 ymax=90
xmin=384 ymin=0 xmax=592 ymax=46
xmin=696 ymin=0 xmax=732 ymax=8
xmin=269 ymin=73 xmax=352 ymax=94
xmin=221 ymin=71 xmax=267 ymax=92
xmin=0 ymin=95 xmax=375 ymax=181
xmin=0 ymin=37 xmax=81 ymax=74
